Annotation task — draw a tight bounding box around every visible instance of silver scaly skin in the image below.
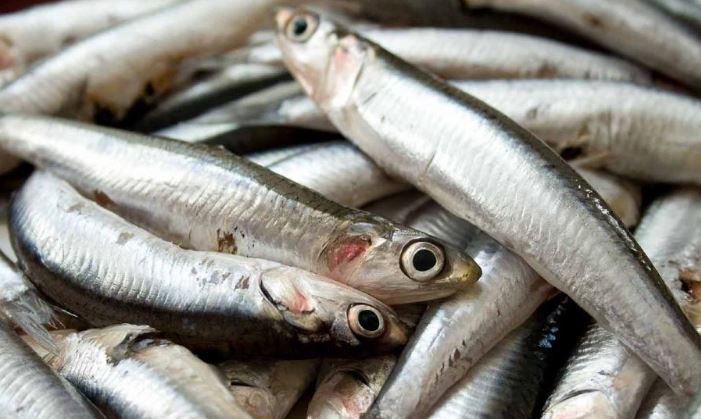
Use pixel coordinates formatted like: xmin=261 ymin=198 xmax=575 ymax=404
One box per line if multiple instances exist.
xmin=636 ymin=379 xmax=684 ymax=419
xmin=254 ymin=79 xmax=701 ymax=185
xmin=0 ymin=0 xmax=181 ymax=80
xmin=246 ymin=143 xmax=321 ymax=166
xmin=264 ymin=141 xmax=409 ymax=208
xmin=364 ymin=168 xmax=639 ymax=418
xmin=0 ymin=321 xmax=99 ymax=419
xmin=247 ymin=27 xmax=650 ymax=82
xmin=461 ymin=0 xmax=701 ymax=89
xmin=218 ymin=359 xmax=319 ymax=419
xmin=10 ymin=172 xmax=409 ymax=356
xmin=307 ymin=355 xmax=396 ymax=419
xmin=0 ymin=115 xmax=479 ymax=304
xmin=275 ymin=9 xmax=701 ymax=397
xmin=544 ymin=189 xmax=701 ymax=418
xmin=44 ymin=324 xmax=251 ymax=419
xmin=644 ymin=0 xmax=701 ymax=32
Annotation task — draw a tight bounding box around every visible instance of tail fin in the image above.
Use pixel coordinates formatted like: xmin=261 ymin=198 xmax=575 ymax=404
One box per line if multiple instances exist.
xmin=0 ymin=275 xmax=56 ymax=354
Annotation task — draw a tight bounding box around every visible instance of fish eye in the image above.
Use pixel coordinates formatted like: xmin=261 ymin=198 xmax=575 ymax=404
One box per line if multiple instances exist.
xmin=285 ymin=13 xmax=319 ymax=42
xmin=348 ymin=304 xmax=385 ymax=338
xmin=401 ymin=241 xmax=445 ymax=281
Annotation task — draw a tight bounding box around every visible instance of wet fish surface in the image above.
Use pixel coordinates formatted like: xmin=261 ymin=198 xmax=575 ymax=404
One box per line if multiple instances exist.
xmin=0 ymin=115 xmax=480 ymax=304
xmin=10 ymin=172 xmax=409 ymax=356
xmin=461 ymin=0 xmax=701 ymax=89
xmin=275 ymin=9 xmax=701 ymax=396
xmin=0 ymin=320 xmax=99 ymax=419
xmin=43 ymin=324 xmax=252 ymax=419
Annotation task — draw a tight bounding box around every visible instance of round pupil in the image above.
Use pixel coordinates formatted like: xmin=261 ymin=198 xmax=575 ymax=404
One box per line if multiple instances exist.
xmin=292 ymin=17 xmax=308 ymax=37
xmin=358 ymin=309 xmax=380 ymax=332
xmin=413 ymin=249 xmax=437 ymax=272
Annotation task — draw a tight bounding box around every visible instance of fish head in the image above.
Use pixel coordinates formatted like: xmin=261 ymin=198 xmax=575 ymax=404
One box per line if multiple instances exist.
xmin=324 ymin=214 xmax=481 ymax=304
xmin=308 ymin=367 xmax=377 ymax=419
xmin=260 ymin=267 xmax=409 ymax=353
xmin=275 ymin=8 xmax=370 ymax=110
xmin=219 ymin=362 xmax=276 ymax=419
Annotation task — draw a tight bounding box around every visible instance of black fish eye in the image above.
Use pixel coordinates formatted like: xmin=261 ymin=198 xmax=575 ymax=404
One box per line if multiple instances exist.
xmin=292 ymin=16 xmax=308 ymax=37
xmin=358 ymin=309 xmax=380 ymax=331
xmin=413 ymin=249 xmax=437 ymax=272
xmin=285 ymin=13 xmax=318 ymax=42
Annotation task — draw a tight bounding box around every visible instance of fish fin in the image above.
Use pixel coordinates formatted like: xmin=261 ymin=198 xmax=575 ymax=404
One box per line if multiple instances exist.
xmin=0 ymin=287 xmax=57 ymax=354
xmin=570 ymin=151 xmax=611 ymax=169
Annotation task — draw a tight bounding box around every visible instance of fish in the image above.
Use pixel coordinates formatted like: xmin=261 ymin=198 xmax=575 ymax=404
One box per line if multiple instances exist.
xmin=0 ymin=320 xmax=100 ymax=419
xmin=428 ymin=297 xmax=589 ymax=419
xmin=136 ymin=63 xmax=290 ymax=132
xmin=644 ymin=0 xmax=701 ymax=33
xmin=0 ymin=115 xmax=480 ymax=304
xmin=0 ymin=248 xmax=54 ymax=351
xmin=245 ymin=27 xmax=650 ymax=82
xmin=0 ymin=0 xmax=281 ymax=124
xmin=264 ymin=141 xmax=409 ymax=207
xmin=543 ymin=188 xmax=701 ymax=418
xmin=42 ymin=324 xmax=252 ymax=419
xmin=0 ymin=0 xmax=180 ymax=81
xmin=10 ymin=172 xmax=409 ymax=356
xmin=276 ymin=9 xmax=701 ymax=396
xmin=245 ymin=79 xmax=701 ymax=185
xmin=157 ymin=81 xmax=333 ymax=143
xmin=246 ymin=143 xmax=321 ymax=166
xmin=365 ymin=168 xmax=639 ymax=418
xmin=461 ymin=0 xmax=701 ymax=89
xmin=307 ymin=355 xmax=396 ymax=419
xmin=219 ymin=359 xmax=319 ymax=419
xmin=636 ymin=379 xmax=685 ymax=419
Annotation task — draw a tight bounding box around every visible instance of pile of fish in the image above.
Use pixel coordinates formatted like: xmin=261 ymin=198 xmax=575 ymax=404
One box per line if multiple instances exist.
xmin=2 ymin=0 xmax=701 ymax=418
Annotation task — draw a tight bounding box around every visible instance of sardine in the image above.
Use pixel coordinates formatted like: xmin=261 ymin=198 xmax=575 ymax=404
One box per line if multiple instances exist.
xmin=0 ymin=0 xmax=281 ymax=122
xmin=264 ymin=141 xmax=409 ymax=207
xmin=246 ymin=27 xmax=650 ymax=82
xmin=307 ymin=355 xmax=396 ymax=419
xmin=366 ymin=169 xmax=639 ymax=418
xmin=636 ymin=379 xmax=684 ymax=419
xmin=0 ymin=321 xmax=99 ymax=419
xmin=250 ymin=80 xmax=701 ymax=184
xmin=543 ymin=188 xmax=701 ymax=418
xmin=136 ymin=63 xmax=290 ymax=132
xmin=10 ymin=172 xmax=409 ymax=356
xmin=0 ymin=0 xmax=181 ymax=81
xmin=218 ymin=359 xmax=319 ymax=419
xmin=428 ymin=297 xmax=589 ymax=419
xmin=44 ymin=324 xmax=251 ymax=419
xmin=276 ymin=9 xmax=701 ymax=396
xmin=461 ymin=0 xmax=701 ymax=89
xmin=0 ymin=115 xmax=479 ymax=304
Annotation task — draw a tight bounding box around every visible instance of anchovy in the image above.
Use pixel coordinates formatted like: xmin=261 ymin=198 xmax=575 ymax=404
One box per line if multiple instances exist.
xmin=276 ymin=9 xmax=701 ymax=396
xmin=0 ymin=321 xmax=99 ymax=419
xmin=461 ymin=0 xmax=701 ymax=89
xmin=248 ymin=79 xmax=701 ymax=184
xmin=247 ymin=27 xmax=649 ymax=82
xmin=0 ymin=0 xmax=180 ymax=82
xmin=10 ymin=172 xmax=409 ymax=356
xmin=366 ymin=168 xmax=639 ymax=418
xmin=428 ymin=297 xmax=589 ymax=419
xmin=44 ymin=324 xmax=251 ymax=419
xmin=307 ymin=356 xmax=396 ymax=419
xmin=136 ymin=63 xmax=290 ymax=132
xmin=0 ymin=0 xmax=280 ymax=122
xmin=218 ymin=359 xmax=319 ymax=419
xmin=543 ymin=188 xmax=701 ymax=418
xmin=264 ymin=141 xmax=409 ymax=207
xmin=0 ymin=115 xmax=479 ymax=304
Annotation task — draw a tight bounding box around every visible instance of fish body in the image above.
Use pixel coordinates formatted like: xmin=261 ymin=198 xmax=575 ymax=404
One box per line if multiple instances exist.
xmin=219 ymin=359 xmax=319 ymax=419
xmin=0 ymin=321 xmax=99 ymax=419
xmin=462 ymin=0 xmax=701 ymax=89
xmin=307 ymin=356 xmax=396 ymax=419
xmin=0 ymin=115 xmax=479 ymax=304
xmin=45 ymin=324 xmax=252 ymax=419
xmin=544 ymin=188 xmax=701 ymax=418
xmin=644 ymin=0 xmax=701 ymax=32
xmin=10 ymin=172 xmax=408 ymax=356
xmin=275 ymin=10 xmax=701 ymax=396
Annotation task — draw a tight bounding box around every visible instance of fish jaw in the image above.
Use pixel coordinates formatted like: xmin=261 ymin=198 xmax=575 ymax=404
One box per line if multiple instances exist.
xmin=543 ymin=391 xmax=621 ymax=419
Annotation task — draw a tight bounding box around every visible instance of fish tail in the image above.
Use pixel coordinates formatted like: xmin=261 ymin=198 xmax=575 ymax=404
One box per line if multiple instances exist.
xmin=0 ymin=286 xmax=57 ymax=354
